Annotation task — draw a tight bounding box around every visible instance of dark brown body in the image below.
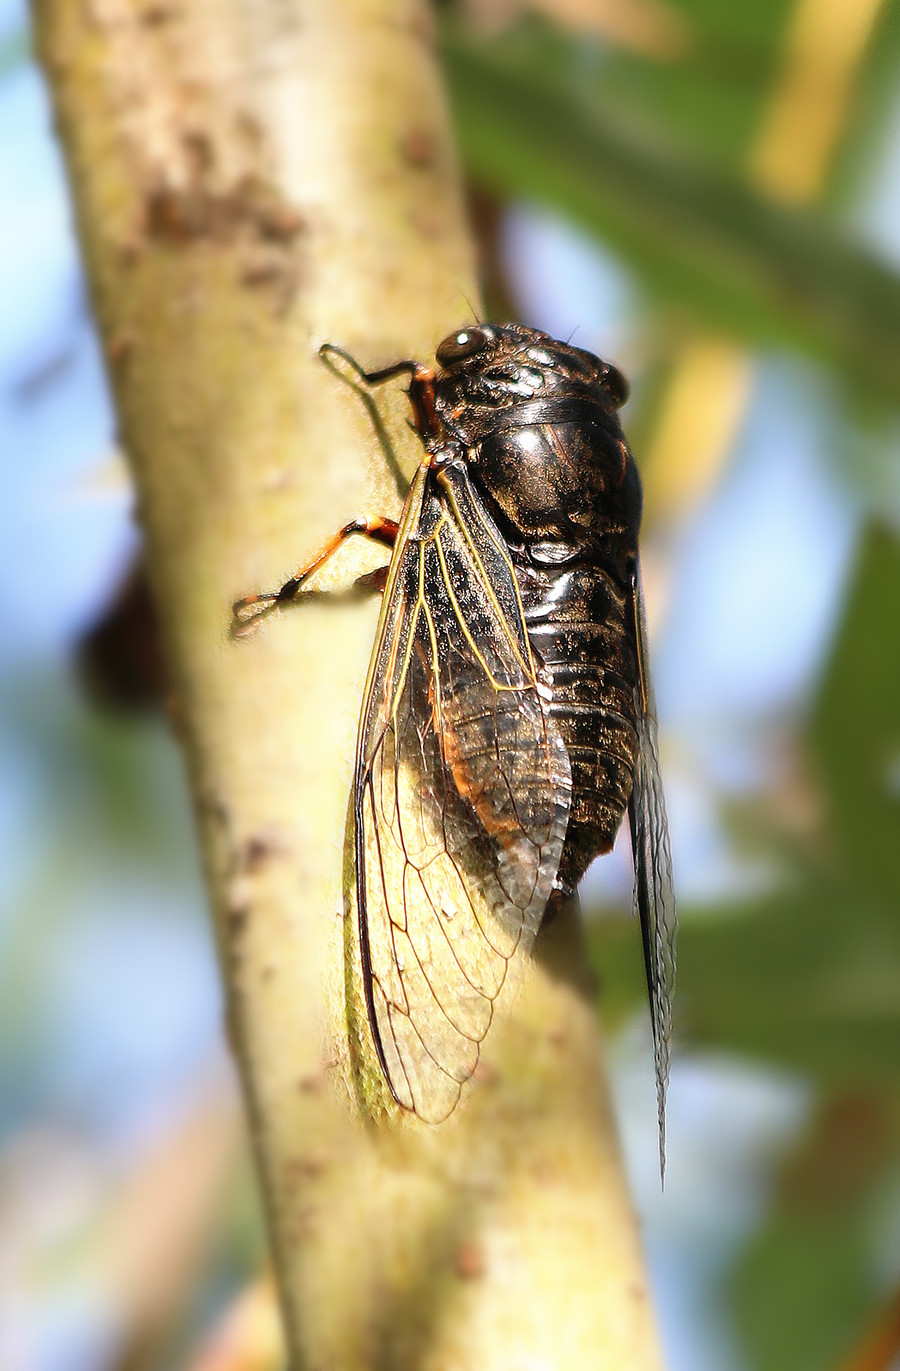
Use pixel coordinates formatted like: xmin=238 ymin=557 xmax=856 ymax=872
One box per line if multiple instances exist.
xmin=426 ymin=326 xmax=643 ymax=894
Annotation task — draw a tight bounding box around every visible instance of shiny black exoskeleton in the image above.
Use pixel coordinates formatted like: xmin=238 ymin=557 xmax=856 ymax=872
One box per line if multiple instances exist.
xmin=425 ymin=324 xmax=643 ymax=893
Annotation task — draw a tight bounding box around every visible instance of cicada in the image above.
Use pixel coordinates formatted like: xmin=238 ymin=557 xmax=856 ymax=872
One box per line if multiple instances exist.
xmin=234 ymin=324 xmax=676 ymax=1143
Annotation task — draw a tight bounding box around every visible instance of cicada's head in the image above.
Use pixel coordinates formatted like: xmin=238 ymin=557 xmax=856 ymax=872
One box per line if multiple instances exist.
xmin=434 ymin=323 xmax=629 ymax=415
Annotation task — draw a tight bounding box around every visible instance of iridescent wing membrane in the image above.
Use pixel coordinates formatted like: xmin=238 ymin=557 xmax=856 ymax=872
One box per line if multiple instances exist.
xmin=629 ymin=571 xmax=678 ymax=1167
xmin=355 ymin=459 xmax=572 ymax=1122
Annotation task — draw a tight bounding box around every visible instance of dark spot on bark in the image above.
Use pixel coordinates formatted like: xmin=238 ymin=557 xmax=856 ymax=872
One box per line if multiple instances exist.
xmin=107 ymin=330 xmax=136 ymax=365
xmin=286 ymin=1154 xmax=326 ymax=1182
xmin=255 ymin=199 xmax=305 ymax=243
xmin=237 ymin=832 xmax=282 ymax=873
xmin=227 ymin=904 xmax=249 ymax=936
xmin=197 ymin=789 xmax=230 ymax=829
xmin=409 ymin=208 xmax=441 ymax=239
xmin=407 ymin=3 xmax=436 ymax=46
xmin=455 ymin=1241 xmax=484 ymax=1280
xmin=472 ymin=1059 xmax=498 ymax=1087
xmin=140 ymin=4 xmax=173 ymax=26
xmin=400 ymin=128 xmax=436 ymax=169
xmin=142 ymin=161 xmax=305 ymax=315
xmin=145 ymin=186 xmax=195 ymax=242
xmin=144 ymin=168 xmax=305 ymax=249
xmin=240 ymin=248 xmax=289 ymax=288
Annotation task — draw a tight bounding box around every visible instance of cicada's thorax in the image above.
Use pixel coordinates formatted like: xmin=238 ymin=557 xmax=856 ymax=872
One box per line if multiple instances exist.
xmin=434 ymin=378 xmax=643 ymax=894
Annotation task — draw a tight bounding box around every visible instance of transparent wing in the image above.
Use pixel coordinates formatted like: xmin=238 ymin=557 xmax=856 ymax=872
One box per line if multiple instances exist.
xmin=628 ymin=567 xmax=678 ymax=1174
xmin=355 ymin=460 xmax=572 ymax=1122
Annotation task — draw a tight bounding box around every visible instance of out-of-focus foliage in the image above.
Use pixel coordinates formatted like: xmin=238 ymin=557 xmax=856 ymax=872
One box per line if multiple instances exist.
xmin=591 ymin=526 xmax=900 ymax=1367
xmin=443 ymin=18 xmax=900 ymax=405
xmin=665 ymin=527 xmax=900 ymax=1085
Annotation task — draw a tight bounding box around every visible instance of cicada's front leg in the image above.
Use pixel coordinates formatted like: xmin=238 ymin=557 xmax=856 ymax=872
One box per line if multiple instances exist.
xmin=232 ymin=516 xmax=399 ymax=632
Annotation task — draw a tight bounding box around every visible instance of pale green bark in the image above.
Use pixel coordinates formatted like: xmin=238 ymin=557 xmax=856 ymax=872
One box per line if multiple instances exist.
xmin=32 ymin=1 xmax=664 ymax=1366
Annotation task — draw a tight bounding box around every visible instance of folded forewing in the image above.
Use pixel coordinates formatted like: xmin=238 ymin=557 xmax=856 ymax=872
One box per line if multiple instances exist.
xmin=355 ymin=460 xmax=572 ymax=1122
xmin=628 ymin=567 xmax=678 ymax=1170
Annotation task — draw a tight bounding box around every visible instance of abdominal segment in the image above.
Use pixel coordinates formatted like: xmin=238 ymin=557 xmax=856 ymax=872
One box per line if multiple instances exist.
xmin=523 ymin=561 xmax=639 ymax=891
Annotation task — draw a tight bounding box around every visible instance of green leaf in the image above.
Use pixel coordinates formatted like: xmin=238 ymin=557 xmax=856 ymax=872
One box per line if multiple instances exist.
xmin=731 ymin=1208 xmax=875 ymax=1371
xmin=676 ymin=891 xmax=900 ymax=1084
xmin=592 ymin=0 xmax=794 ymax=168
xmin=441 ymin=22 xmax=900 ymax=406
xmin=809 ymin=524 xmax=900 ymax=907
xmin=728 ymin=1092 xmax=898 ymax=1371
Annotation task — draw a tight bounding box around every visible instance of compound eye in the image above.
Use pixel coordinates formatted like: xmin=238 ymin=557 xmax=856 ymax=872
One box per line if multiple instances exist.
xmin=436 ymin=326 xmax=492 ymax=367
xmin=602 ymin=363 xmax=630 ymax=408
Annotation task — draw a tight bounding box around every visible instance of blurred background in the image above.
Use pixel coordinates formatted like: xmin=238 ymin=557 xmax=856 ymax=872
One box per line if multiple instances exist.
xmin=2 ymin=0 xmax=900 ymax=1366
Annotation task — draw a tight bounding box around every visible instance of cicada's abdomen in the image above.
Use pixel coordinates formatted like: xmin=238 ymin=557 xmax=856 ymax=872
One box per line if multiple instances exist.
xmin=463 ymin=401 xmax=644 ymax=895
xmin=523 ymin=559 xmax=639 ymax=893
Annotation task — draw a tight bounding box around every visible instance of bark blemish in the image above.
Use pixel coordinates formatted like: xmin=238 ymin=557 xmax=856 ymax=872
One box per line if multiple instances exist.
xmin=471 ymin=1059 xmax=498 ymax=1087
xmin=141 ymin=159 xmax=304 ymax=312
xmin=409 ymin=208 xmax=441 ymax=239
xmin=285 ymin=1153 xmax=326 ymax=1183
xmin=399 ymin=127 xmax=436 ymax=169
xmin=139 ymin=4 xmax=173 ymax=28
xmin=227 ymin=904 xmax=249 ymax=936
xmin=455 ymin=1241 xmax=485 ymax=1280
xmin=236 ymin=830 xmax=287 ymax=873
xmin=107 ymin=328 xmax=136 ymax=364
xmin=406 ymin=3 xmax=436 ymax=47
xmin=144 ymin=168 xmax=304 ymax=249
